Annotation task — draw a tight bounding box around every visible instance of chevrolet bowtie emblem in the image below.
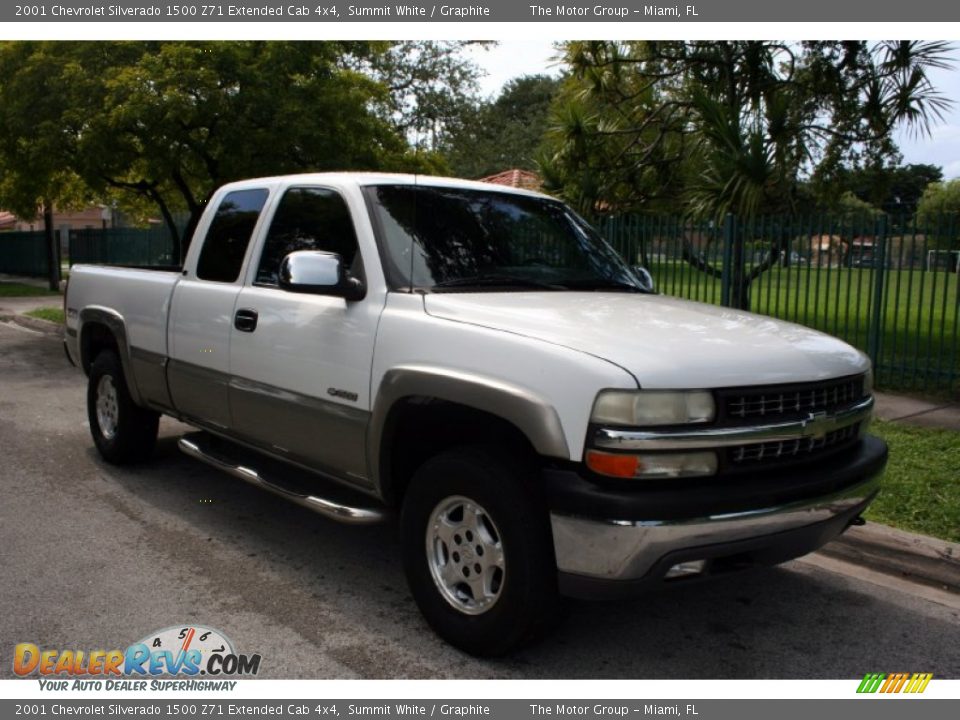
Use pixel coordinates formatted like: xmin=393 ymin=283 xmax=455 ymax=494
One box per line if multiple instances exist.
xmin=804 ymin=411 xmax=830 ymax=439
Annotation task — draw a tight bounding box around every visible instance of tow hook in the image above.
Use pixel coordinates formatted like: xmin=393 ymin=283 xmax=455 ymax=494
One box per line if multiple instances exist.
xmin=845 ymin=515 xmax=866 ymax=531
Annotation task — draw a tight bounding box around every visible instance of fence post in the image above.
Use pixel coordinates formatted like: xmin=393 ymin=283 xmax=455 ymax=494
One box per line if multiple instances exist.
xmin=866 ymin=216 xmax=888 ymax=372
xmin=720 ymin=213 xmax=735 ymax=307
xmin=43 ymin=204 xmax=61 ymax=291
xmin=55 ymin=230 xmax=62 ymax=278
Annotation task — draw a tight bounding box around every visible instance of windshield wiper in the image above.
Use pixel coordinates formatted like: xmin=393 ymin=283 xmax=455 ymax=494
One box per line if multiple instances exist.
xmin=431 ymin=274 xmax=568 ymax=291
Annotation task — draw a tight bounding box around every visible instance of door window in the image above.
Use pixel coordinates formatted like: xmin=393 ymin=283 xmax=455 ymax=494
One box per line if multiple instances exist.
xmin=255 ymin=187 xmax=361 ymax=287
xmin=196 ymin=188 xmax=269 ymax=282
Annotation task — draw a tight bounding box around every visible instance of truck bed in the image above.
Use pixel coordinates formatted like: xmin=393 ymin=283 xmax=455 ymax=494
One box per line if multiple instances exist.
xmin=65 ymin=264 xmax=180 ymax=363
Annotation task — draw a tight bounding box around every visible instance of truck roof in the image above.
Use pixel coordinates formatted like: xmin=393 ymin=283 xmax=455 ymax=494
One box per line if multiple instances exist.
xmin=217 ymin=171 xmax=553 ymax=201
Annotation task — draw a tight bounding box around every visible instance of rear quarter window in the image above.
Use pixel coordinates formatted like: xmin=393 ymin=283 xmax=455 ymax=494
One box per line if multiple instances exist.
xmin=196 ymin=188 xmax=269 ymax=282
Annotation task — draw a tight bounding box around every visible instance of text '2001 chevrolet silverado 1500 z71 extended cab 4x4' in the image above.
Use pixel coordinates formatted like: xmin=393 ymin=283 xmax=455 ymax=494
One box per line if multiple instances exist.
xmin=64 ymin=173 xmax=888 ymax=655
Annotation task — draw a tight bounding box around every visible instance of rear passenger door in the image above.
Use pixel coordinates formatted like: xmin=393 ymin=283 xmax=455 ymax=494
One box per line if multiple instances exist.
xmin=168 ymin=188 xmax=269 ymax=429
xmin=228 ymin=186 xmax=381 ymax=487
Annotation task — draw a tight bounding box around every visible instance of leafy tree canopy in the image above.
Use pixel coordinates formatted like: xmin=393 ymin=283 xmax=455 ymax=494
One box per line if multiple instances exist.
xmin=0 ymin=41 xmax=480 ymax=257
xmin=916 ymin=179 xmax=960 ymax=222
xmin=835 ymin=191 xmax=883 ymax=222
xmin=442 ymin=74 xmax=563 ymax=179
xmin=540 ymin=41 xmax=953 ymax=220
xmin=838 ymin=163 xmax=943 ymax=215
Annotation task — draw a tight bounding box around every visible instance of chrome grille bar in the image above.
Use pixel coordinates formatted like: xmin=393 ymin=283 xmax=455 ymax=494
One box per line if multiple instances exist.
xmin=593 ymin=396 xmax=873 ymax=451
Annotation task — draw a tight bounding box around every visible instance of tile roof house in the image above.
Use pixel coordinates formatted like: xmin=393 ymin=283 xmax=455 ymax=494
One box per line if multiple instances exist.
xmin=477 ymin=169 xmax=543 ymax=192
xmin=0 ymin=206 xmax=112 ymax=232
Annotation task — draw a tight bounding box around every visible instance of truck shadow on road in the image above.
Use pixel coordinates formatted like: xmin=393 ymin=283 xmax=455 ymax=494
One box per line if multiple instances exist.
xmin=93 ymin=428 xmax=960 ymax=680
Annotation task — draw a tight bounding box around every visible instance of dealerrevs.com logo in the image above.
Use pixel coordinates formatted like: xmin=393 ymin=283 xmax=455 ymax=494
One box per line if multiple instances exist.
xmin=14 ymin=625 xmax=261 ymax=689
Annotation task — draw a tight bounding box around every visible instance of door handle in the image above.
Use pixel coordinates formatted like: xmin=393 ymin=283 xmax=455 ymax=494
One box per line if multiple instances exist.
xmin=234 ymin=308 xmax=258 ymax=333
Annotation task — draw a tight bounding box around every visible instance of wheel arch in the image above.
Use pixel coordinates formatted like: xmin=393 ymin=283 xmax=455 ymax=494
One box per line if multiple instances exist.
xmin=78 ymin=306 xmax=142 ymax=405
xmin=369 ymin=366 xmax=570 ymax=505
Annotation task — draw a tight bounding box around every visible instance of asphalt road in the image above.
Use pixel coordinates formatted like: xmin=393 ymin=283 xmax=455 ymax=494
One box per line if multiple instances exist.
xmin=1 ymin=320 xmax=958 ymax=679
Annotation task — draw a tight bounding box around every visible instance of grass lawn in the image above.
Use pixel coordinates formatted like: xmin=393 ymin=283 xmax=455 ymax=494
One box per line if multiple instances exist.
xmin=0 ymin=282 xmax=58 ymax=297
xmin=866 ymin=420 xmax=960 ymax=542
xmin=25 ymin=307 xmax=65 ymax=324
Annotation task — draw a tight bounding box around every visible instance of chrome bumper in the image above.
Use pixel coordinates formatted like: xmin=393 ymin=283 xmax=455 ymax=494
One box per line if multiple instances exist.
xmin=550 ymin=471 xmax=880 ymax=583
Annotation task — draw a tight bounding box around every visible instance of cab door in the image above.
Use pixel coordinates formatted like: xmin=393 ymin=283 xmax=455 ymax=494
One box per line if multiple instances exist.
xmin=167 ymin=188 xmax=270 ymax=429
xmin=228 ymin=186 xmax=381 ymax=487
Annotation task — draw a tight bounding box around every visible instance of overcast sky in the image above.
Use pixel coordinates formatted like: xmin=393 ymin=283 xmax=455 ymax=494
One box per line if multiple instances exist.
xmin=468 ymin=40 xmax=960 ymax=180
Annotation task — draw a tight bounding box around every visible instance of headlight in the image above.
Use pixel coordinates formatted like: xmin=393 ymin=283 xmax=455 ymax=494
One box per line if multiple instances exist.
xmin=591 ymin=390 xmax=715 ymax=426
xmin=862 ymin=368 xmax=873 ymax=397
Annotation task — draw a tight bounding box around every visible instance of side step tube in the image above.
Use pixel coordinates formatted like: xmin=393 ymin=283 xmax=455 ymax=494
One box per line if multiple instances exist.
xmin=178 ymin=436 xmax=387 ymax=525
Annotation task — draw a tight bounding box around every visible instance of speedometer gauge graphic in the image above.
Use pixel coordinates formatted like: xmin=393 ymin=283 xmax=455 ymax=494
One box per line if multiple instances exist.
xmin=134 ymin=625 xmax=235 ymax=663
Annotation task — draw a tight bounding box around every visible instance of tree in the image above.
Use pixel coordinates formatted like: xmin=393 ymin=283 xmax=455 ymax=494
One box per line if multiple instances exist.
xmin=835 ymin=192 xmax=883 ymax=231
xmin=0 ymin=43 xmax=100 ymax=289
xmin=823 ymin=162 xmax=943 ymax=215
xmin=916 ymin=180 xmax=960 ymax=248
xmin=442 ymin=74 xmax=562 ymax=179
xmin=916 ymin=179 xmax=960 ymax=217
xmin=0 ymin=42 xmax=479 ymax=260
xmin=357 ymin=40 xmax=487 ymax=152
xmin=541 ymin=41 xmax=953 ymax=307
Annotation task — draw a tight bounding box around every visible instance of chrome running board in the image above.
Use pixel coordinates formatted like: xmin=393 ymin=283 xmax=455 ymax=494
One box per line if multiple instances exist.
xmin=178 ymin=433 xmax=387 ymax=525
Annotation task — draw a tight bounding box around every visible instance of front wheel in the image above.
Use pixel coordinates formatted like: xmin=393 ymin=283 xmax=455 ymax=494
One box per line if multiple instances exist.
xmin=400 ymin=446 xmax=560 ymax=656
xmin=87 ymin=350 xmax=159 ymax=464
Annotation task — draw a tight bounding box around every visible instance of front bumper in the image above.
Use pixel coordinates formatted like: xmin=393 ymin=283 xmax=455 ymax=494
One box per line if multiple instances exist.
xmin=547 ymin=435 xmax=887 ymax=599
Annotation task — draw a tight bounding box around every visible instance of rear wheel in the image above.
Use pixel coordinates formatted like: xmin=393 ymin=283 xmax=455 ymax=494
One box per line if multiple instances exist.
xmin=400 ymin=445 xmax=560 ymax=656
xmin=87 ymin=350 xmax=159 ymax=464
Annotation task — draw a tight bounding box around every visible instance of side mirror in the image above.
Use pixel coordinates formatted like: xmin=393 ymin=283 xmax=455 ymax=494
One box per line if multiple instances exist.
xmin=279 ymin=250 xmax=365 ymax=301
xmin=632 ymin=265 xmax=656 ymax=293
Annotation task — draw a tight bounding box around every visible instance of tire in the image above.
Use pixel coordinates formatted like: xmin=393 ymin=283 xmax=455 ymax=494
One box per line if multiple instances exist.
xmin=400 ymin=445 xmax=560 ymax=656
xmin=87 ymin=349 xmax=159 ymax=465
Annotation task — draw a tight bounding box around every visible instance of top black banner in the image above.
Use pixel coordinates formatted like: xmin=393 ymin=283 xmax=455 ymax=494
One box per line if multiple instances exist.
xmin=7 ymin=0 xmax=960 ymax=22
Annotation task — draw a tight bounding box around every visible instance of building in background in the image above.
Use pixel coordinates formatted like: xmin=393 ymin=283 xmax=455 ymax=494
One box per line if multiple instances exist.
xmin=478 ymin=169 xmax=543 ymax=192
xmin=0 ymin=205 xmax=114 ymax=233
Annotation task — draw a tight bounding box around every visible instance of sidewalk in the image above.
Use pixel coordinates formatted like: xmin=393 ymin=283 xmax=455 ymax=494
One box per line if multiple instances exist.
xmin=0 ymin=272 xmax=50 ymax=288
xmin=0 ymin=275 xmax=63 ymax=320
xmin=0 ymin=295 xmax=61 ymax=316
xmin=874 ymin=391 xmax=960 ymax=431
xmin=822 ymin=521 xmax=960 ymax=596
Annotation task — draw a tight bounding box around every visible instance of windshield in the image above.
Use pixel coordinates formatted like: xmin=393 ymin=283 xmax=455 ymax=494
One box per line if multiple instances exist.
xmin=365 ymin=184 xmax=649 ymax=293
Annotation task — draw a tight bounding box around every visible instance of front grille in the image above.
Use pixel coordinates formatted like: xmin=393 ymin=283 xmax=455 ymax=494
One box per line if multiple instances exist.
xmin=728 ymin=422 xmax=861 ymax=467
xmin=719 ymin=375 xmax=864 ymax=424
xmin=588 ymin=373 xmax=871 ymax=479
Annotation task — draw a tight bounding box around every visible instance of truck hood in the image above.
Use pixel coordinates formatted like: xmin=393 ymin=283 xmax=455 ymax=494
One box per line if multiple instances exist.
xmin=423 ymin=292 xmax=869 ymax=389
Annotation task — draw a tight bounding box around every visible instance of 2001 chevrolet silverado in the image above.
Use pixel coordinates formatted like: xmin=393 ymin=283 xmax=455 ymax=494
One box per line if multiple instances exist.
xmin=65 ymin=173 xmax=888 ymax=655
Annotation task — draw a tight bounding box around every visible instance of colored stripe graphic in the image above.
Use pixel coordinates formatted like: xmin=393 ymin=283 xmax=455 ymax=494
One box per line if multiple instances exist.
xmin=857 ymin=673 xmax=885 ymax=693
xmin=857 ymin=672 xmax=932 ymax=693
xmin=905 ymin=673 xmax=933 ymax=693
xmin=882 ymin=673 xmax=898 ymax=693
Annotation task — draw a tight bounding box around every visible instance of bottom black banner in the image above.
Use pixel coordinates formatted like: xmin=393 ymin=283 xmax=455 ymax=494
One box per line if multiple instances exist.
xmin=1 ymin=700 xmax=956 ymax=720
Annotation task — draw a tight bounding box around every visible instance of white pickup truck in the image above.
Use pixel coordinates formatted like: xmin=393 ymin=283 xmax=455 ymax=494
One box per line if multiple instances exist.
xmin=65 ymin=173 xmax=887 ymax=655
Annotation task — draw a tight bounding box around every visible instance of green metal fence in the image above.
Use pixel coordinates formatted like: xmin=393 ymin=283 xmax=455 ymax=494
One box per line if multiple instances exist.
xmin=6 ymin=212 xmax=957 ymax=394
xmin=599 ymin=214 xmax=960 ymax=395
xmin=68 ymin=227 xmax=177 ymax=267
xmin=0 ymin=231 xmax=50 ymax=277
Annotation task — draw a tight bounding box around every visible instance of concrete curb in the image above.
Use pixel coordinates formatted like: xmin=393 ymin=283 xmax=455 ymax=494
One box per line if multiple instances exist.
xmin=0 ymin=313 xmax=63 ymax=337
xmin=819 ymin=522 xmax=960 ymax=594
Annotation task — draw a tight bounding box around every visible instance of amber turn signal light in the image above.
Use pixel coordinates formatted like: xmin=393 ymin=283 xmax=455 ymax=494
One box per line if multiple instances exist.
xmin=585 ymin=450 xmax=640 ymax=478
